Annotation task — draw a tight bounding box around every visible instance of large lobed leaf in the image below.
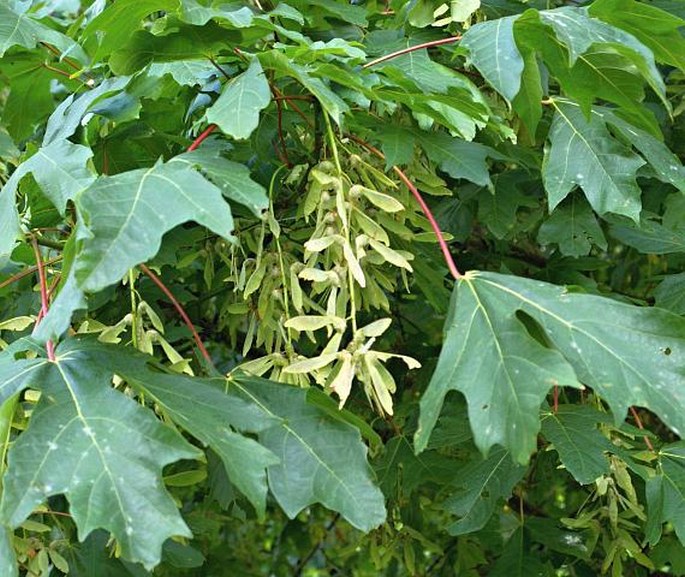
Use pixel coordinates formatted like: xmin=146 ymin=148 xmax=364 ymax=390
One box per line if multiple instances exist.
xmin=0 ymin=341 xmax=200 ymax=570
xmin=0 ymin=339 xmax=386 ymax=571
xmin=416 ymin=271 xmax=685 ymax=464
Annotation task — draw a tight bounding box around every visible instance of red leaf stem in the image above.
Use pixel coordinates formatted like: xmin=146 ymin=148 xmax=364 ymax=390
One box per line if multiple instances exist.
xmin=362 ymin=36 xmax=462 ymax=69
xmin=188 ymin=124 xmax=217 ymax=151
xmin=139 ymin=264 xmax=212 ymax=366
xmin=30 ymin=237 xmax=56 ymax=361
xmin=347 ymin=135 xmax=461 ymax=280
xmin=630 ymin=406 xmax=655 ymax=452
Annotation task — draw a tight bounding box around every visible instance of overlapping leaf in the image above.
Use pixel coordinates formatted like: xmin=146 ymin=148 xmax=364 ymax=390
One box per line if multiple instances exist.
xmin=589 ymin=0 xmax=685 ymax=72
xmin=443 ymin=448 xmax=526 ymax=534
xmin=1 ymin=141 xmax=95 ymax=215
xmin=610 ymin=219 xmax=685 ymax=254
xmin=461 ymin=16 xmax=524 ymax=102
xmin=655 ymin=273 xmax=685 ymax=315
xmin=230 ymin=373 xmax=386 ymax=532
xmin=415 ymin=272 xmax=581 ymax=463
xmin=0 ymin=341 xmax=200 ymax=570
xmin=0 ymin=3 xmax=85 ymax=60
xmin=169 ymin=150 xmax=269 ymax=216
xmin=420 ymin=132 xmax=496 ymax=188
xmin=70 ymin=340 xmax=279 ymax=518
xmin=80 ymin=0 xmax=181 ymax=60
xmin=43 ymin=77 xmax=131 ymax=146
xmin=417 ymin=271 xmax=685 ymax=463
xmin=538 ymin=195 xmax=607 ymax=257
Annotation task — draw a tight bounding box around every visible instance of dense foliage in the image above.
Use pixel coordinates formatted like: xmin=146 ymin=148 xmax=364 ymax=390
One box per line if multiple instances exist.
xmin=1 ymin=0 xmax=685 ymax=574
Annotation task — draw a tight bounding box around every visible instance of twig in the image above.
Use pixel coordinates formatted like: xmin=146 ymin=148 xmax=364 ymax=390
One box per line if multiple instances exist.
xmin=272 ymin=94 xmax=313 ymax=102
xmin=272 ymin=88 xmax=292 ymax=167
xmin=0 ymin=256 xmax=62 ymax=291
xmin=293 ymin=513 xmax=340 ymax=576
xmin=41 ymin=62 xmax=73 ymax=79
xmin=30 ymin=237 xmax=56 ymax=361
xmin=208 ymin=56 xmax=231 ymax=81
xmin=629 ymin=406 xmax=655 ymax=452
xmin=39 ymin=42 xmax=94 ymax=83
xmin=271 ymin=85 xmax=314 ymax=129
xmin=138 ymin=264 xmax=213 ymax=366
xmin=33 ymin=236 xmax=63 ymax=250
xmin=347 ymin=134 xmax=461 ymax=279
xmin=363 ymin=36 xmax=462 ymax=69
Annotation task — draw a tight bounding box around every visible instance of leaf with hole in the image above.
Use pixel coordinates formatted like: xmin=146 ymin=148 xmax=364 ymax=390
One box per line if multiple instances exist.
xmin=416 ymin=271 xmax=685 ymax=463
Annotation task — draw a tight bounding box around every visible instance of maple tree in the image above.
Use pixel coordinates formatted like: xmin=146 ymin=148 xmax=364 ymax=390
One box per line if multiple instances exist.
xmin=1 ymin=0 xmax=685 ymax=574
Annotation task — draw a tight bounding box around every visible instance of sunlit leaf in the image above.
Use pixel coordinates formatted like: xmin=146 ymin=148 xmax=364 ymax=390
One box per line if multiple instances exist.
xmin=75 ymin=161 xmax=235 ymax=291
xmin=544 ymin=101 xmax=644 ymax=221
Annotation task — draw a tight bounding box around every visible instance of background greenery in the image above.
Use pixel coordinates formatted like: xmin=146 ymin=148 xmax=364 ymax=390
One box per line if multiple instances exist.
xmin=1 ymin=0 xmax=685 ymax=574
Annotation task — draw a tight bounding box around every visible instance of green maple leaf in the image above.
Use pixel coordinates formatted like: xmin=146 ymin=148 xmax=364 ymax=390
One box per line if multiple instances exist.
xmin=515 ymin=8 xmax=666 ymax=135
xmin=416 ymin=271 xmax=685 ymax=464
xmin=610 ymin=218 xmax=685 ymax=254
xmin=1 ymin=140 xmax=95 ymax=215
xmin=599 ymin=108 xmax=685 ymax=193
xmin=170 ymin=149 xmax=269 ymax=216
xmin=75 ymin=161 xmax=235 ymax=292
xmin=655 ymin=273 xmax=685 ymax=315
xmin=80 ymin=0 xmax=181 ymax=61
xmin=180 ymin=0 xmax=255 ymax=27
xmin=0 ymin=341 xmax=200 ymax=570
xmin=0 ymin=3 xmax=85 ymax=60
xmin=543 ymin=101 xmax=645 ymax=221
xmin=260 ymin=50 xmax=349 ymax=124
xmin=206 ymin=58 xmax=271 ymax=141
xmin=95 ymin=343 xmax=279 ymax=518
xmin=373 ymin=126 xmax=416 ymax=170
xmin=43 ymin=77 xmax=131 ymax=146
xmin=420 ymin=132 xmax=496 ymax=188
xmin=231 ymin=373 xmax=387 ymax=532
xmin=109 ymin=23 xmax=234 ymax=75
xmin=0 ymin=526 xmax=16 ymax=577
xmin=0 ymin=185 xmax=20 ymax=266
